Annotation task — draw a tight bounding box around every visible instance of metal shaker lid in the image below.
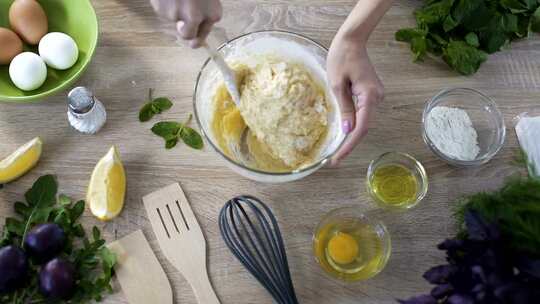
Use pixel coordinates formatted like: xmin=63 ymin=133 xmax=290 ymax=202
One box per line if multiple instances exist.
xmin=68 ymin=87 xmax=95 ymax=114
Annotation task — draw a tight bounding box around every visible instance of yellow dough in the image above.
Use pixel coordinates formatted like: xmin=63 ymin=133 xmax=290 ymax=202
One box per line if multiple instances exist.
xmin=211 ymin=57 xmax=329 ymax=172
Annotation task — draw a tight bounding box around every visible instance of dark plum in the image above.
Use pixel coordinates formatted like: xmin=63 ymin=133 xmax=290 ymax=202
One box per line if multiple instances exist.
xmin=0 ymin=245 xmax=29 ymax=293
xmin=24 ymin=223 xmax=66 ymax=263
xmin=39 ymin=257 xmax=75 ymax=300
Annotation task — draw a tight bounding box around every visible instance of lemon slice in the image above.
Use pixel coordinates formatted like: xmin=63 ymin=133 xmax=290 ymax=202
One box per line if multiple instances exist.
xmin=87 ymin=146 xmax=126 ymax=221
xmin=0 ymin=137 xmax=42 ymax=184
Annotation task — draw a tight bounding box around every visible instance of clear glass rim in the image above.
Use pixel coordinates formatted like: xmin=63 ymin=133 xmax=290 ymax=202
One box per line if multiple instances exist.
xmin=311 ymin=206 xmax=392 ymax=282
xmin=193 ymin=30 xmax=348 ymax=177
xmin=366 ymin=151 xmax=429 ymax=210
xmin=421 ymin=87 xmax=506 ymax=167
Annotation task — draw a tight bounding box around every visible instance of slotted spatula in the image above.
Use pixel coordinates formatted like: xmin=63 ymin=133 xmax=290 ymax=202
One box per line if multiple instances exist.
xmin=143 ymin=183 xmax=220 ymax=304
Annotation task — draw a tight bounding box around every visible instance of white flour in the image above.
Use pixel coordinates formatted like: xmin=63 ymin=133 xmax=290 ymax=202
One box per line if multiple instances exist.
xmin=426 ymin=106 xmax=480 ymax=161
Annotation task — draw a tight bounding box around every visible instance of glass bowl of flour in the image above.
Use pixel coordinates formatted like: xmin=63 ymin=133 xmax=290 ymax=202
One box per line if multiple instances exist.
xmin=422 ymin=88 xmax=506 ymax=166
xmin=193 ymin=30 xmax=347 ymax=182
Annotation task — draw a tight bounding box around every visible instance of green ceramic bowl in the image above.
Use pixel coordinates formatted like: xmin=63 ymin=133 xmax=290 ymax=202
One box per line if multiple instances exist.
xmin=0 ymin=0 xmax=98 ymax=103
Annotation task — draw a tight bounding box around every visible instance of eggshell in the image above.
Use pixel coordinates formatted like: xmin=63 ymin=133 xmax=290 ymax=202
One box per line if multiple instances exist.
xmin=9 ymin=0 xmax=48 ymax=45
xmin=39 ymin=32 xmax=79 ymax=70
xmin=0 ymin=27 xmax=23 ymax=65
xmin=9 ymin=52 xmax=47 ymax=91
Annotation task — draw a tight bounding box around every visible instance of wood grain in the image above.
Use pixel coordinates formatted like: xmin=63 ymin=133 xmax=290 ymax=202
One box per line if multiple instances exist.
xmin=1 ymin=0 xmax=539 ymax=303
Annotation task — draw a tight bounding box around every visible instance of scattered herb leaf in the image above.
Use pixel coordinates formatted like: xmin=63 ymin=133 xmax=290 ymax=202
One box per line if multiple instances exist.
xmin=138 ymin=88 xmax=173 ymax=122
xmin=151 ymin=115 xmax=204 ymax=150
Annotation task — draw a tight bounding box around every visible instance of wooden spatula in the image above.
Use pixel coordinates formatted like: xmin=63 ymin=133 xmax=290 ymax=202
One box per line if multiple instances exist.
xmin=143 ymin=183 xmax=220 ymax=304
xmin=108 ymin=230 xmax=173 ymax=304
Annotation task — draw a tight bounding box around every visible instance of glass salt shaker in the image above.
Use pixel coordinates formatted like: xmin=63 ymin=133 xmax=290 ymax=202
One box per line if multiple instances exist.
xmin=67 ymin=87 xmax=107 ymax=134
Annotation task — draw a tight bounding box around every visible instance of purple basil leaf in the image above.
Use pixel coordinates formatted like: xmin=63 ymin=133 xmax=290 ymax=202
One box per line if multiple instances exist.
xmin=516 ymin=256 xmax=540 ymax=279
xmin=397 ymin=295 xmax=437 ymax=304
xmin=494 ymin=284 xmax=532 ymax=304
xmin=448 ymin=294 xmax=474 ymax=304
xmin=438 ymin=238 xmax=465 ymax=251
xmin=471 ymin=265 xmax=486 ymax=283
xmin=424 ymin=265 xmax=456 ymax=284
xmin=464 ymin=210 xmax=501 ymax=241
xmin=431 ymin=283 xmax=453 ymax=299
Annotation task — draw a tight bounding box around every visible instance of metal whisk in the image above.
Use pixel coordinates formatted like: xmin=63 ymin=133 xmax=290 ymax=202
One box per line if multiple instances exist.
xmin=219 ymin=195 xmax=299 ymax=304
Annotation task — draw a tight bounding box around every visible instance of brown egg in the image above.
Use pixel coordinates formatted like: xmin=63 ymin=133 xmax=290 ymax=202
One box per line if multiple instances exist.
xmin=9 ymin=0 xmax=48 ymax=45
xmin=0 ymin=27 xmax=23 ymax=65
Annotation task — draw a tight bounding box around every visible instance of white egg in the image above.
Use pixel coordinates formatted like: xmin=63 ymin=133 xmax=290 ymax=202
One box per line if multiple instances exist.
xmin=9 ymin=52 xmax=47 ymax=91
xmin=39 ymin=32 xmax=79 ymax=70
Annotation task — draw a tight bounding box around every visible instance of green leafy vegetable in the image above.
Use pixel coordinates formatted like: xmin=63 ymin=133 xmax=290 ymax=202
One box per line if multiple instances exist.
xmin=151 ymin=114 xmax=204 ymax=150
xmin=0 ymin=175 xmax=116 ymax=303
xmin=139 ymin=88 xmax=173 ymax=122
xmin=396 ymin=0 xmax=540 ymax=75
xmin=455 ymin=176 xmax=540 ymax=257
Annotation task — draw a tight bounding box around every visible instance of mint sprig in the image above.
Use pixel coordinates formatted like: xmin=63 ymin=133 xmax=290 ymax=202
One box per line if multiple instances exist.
xmin=139 ymin=88 xmax=173 ymax=122
xmin=151 ymin=114 xmax=204 ymax=150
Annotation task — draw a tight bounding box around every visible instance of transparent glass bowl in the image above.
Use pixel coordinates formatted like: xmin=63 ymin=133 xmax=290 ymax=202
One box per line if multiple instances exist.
xmin=422 ymin=88 xmax=506 ymax=166
xmin=366 ymin=152 xmax=428 ymax=210
xmin=193 ymin=30 xmax=346 ymax=183
xmin=312 ymin=207 xmax=391 ymax=282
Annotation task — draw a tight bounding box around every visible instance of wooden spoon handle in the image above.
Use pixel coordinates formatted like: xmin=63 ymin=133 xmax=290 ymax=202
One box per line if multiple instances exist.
xmin=191 ymin=273 xmax=220 ymax=304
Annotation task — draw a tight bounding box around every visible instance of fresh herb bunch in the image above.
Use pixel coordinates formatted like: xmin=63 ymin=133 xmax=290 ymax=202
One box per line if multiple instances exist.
xmin=139 ymin=88 xmax=173 ymax=122
xmin=396 ymin=0 xmax=540 ymax=75
xmin=151 ymin=114 xmax=204 ymax=150
xmin=455 ymin=177 xmax=540 ymax=257
xmin=398 ymin=209 xmax=540 ymax=304
xmin=0 ymin=175 xmax=116 ymax=303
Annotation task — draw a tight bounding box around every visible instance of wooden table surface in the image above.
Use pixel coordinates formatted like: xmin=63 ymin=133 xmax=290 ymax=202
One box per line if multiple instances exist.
xmin=1 ymin=1 xmax=539 ymax=303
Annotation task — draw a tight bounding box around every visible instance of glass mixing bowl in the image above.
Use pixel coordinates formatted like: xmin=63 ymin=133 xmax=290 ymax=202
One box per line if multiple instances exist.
xmin=422 ymin=88 xmax=506 ymax=166
xmin=194 ymin=30 xmax=347 ymax=183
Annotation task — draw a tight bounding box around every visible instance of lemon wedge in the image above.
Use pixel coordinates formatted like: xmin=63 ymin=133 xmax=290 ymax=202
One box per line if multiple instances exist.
xmin=328 ymin=232 xmax=359 ymax=265
xmin=0 ymin=137 xmax=42 ymax=184
xmin=87 ymin=146 xmax=126 ymax=221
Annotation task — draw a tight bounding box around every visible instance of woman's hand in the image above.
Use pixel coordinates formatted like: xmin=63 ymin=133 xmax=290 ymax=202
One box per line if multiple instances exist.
xmin=150 ymin=0 xmax=222 ymax=48
xmin=327 ymin=34 xmax=383 ymax=166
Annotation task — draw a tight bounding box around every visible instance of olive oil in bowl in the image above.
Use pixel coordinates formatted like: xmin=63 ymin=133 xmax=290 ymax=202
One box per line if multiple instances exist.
xmin=313 ymin=208 xmax=391 ymax=281
xmin=367 ymin=152 xmax=428 ymax=209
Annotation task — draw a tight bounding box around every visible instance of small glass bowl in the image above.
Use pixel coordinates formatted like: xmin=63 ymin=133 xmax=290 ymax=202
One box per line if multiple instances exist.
xmin=312 ymin=207 xmax=391 ymax=282
xmin=366 ymin=152 xmax=428 ymax=210
xmin=422 ymin=88 xmax=506 ymax=166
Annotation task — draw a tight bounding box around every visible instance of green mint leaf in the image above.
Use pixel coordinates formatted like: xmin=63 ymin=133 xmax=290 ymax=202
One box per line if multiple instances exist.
xmin=443 ymin=40 xmax=488 ymax=75
xmin=410 ymin=36 xmax=428 ymax=61
xmin=415 ymin=0 xmax=455 ymax=26
xmin=93 ymin=226 xmax=101 ymax=241
xmin=501 ymin=0 xmax=530 ymax=14
xmin=395 ymin=28 xmax=426 ymax=42
xmin=165 ymin=138 xmax=179 ymax=149
xmin=180 ymin=126 xmax=204 ymax=150
xmin=465 ymin=32 xmax=480 ymax=47
xmin=443 ymin=15 xmax=459 ymax=32
xmin=530 ymin=7 xmax=540 ymax=32
xmin=5 ymin=218 xmax=24 ymax=236
xmin=139 ymin=103 xmax=156 ymax=122
xmin=151 ymin=121 xmax=182 ymax=139
xmin=58 ymin=194 xmax=71 ymax=206
xmin=14 ymin=202 xmax=31 ymax=218
xmin=24 ymin=174 xmax=57 ymax=209
xmin=70 ymin=200 xmax=85 ymax=222
xmin=138 ymin=88 xmax=173 ymax=122
xmin=152 ymin=97 xmax=173 ymax=112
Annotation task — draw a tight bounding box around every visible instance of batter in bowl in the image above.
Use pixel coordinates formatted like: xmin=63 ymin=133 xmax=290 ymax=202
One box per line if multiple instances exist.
xmin=211 ymin=56 xmax=329 ymax=172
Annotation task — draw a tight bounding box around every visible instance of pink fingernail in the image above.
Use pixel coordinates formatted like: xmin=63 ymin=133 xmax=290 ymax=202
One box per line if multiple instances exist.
xmin=342 ymin=120 xmax=352 ymax=134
